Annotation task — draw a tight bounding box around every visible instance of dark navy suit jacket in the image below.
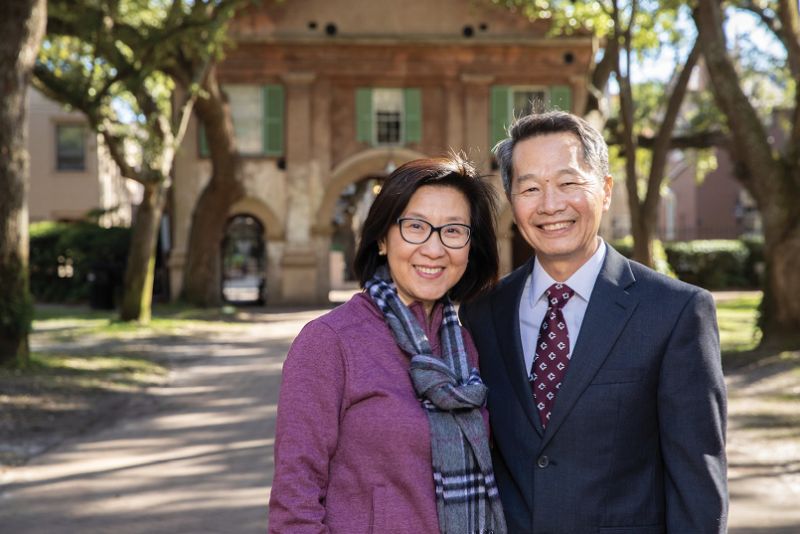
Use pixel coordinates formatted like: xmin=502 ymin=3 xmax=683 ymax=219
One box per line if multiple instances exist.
xmin=459 ymin=245 xmax=728 ymax=533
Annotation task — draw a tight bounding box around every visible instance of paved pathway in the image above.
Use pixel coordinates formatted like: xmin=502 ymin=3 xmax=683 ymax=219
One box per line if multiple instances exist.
xmin=0 ymin=308 xmax=321 ymax=533
xmin=0 ymin=305 xmax=798 ymax=533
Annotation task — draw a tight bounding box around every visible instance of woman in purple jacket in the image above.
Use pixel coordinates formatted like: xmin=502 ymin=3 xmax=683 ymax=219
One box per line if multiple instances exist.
xmin=268 ymin=156 xmax=506 ymax=534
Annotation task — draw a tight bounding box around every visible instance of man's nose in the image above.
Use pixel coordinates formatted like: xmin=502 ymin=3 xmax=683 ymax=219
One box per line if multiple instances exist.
xmin=538 ymin=186 xmax=565 ymax=213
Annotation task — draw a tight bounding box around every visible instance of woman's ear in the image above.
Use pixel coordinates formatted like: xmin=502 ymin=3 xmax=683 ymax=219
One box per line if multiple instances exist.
xmin=378 ymin=239 xmax=387 ymax=256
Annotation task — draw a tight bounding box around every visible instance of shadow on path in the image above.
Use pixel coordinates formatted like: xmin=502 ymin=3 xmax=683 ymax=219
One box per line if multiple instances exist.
xmin=0 ymin=309 xmax=317 ymax=533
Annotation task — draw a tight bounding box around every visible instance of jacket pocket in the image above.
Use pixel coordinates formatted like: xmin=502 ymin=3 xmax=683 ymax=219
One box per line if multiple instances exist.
xmin=369 ymin=486 xmax=386 ymax=534
xmin=590 ymin=367 xmax=644 ymax=385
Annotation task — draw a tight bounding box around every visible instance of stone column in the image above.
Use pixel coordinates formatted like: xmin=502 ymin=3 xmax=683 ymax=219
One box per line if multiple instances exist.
xmin=445 ymin=81 xmax=464 ymax=152
xmin=311 ymin=78 xmax=333 ymax=303
xmin=280 ymin=71 xmax=319 ymax=304
xmin=461 ymin=73 xmax=494 ymax=173
xmin=570 ymin=74 xmax=586 ymax=116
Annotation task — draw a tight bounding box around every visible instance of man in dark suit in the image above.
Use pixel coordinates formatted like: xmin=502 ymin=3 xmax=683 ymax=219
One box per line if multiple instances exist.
xmin=460 ymin=111 xmax=727 ymax=533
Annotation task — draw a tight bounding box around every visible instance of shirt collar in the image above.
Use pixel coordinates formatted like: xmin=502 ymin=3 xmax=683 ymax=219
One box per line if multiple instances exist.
xmin=529 ymin=238 xmax=607 ymax=306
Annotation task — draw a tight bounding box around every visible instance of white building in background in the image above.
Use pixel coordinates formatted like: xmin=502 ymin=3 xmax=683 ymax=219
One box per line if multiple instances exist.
xmin=27 ymin=88 xmax=139 ymax=228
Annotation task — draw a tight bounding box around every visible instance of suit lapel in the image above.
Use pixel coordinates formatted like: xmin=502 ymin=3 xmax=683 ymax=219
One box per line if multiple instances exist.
xmin=491 ymin=259 xmax=545 ymax=436
xmin=540 ymin=247 xmax=639 ymax=448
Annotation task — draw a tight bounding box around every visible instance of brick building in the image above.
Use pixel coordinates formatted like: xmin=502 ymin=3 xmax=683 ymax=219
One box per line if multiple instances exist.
xmin=169 ymin=0 xmax=595 ymax=304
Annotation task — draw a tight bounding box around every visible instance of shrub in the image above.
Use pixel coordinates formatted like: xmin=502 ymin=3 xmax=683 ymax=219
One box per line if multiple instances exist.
xmin=663 ymin=240 xmax=750 ymax=290
xmin=608 ymin=236 xmax=676 ymax=278
xmin=610 ymin=237 xmax=763 ymax=289
xmin=29 ymin=222 xmax=130 ymax=304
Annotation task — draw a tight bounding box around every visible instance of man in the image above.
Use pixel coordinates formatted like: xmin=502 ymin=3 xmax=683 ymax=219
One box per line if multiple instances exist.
xmin=460 ymin=111 xmax=727 ymax=533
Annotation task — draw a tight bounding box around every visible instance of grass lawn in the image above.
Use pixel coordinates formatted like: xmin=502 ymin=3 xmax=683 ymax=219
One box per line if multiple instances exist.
xmin=715 ymin=293 xmax=762 ymax=354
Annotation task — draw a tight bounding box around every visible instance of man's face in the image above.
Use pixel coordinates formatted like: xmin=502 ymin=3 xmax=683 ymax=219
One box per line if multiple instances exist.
xmin=510 ymin=132 xmax=612 ymax=279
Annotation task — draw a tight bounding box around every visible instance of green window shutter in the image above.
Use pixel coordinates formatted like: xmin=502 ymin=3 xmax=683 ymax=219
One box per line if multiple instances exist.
xmin=550 ymin=85 xmax=572 ymax=112
xmin=490 ymin=85 xmax=510 ymax=148
xmin=263 ymin=85 xmax=284 ymax=156
xmin=403 ymin=88 xmax=422 ymax=144
xmin=198 ymin=124 xmax=209 ymax=157
xmin=356 ymin=88 xmax=373 ymax=143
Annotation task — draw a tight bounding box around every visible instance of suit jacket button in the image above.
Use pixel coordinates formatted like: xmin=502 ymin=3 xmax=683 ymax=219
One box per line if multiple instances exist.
xmin=537 ymin=455 xmax=549 ymax=468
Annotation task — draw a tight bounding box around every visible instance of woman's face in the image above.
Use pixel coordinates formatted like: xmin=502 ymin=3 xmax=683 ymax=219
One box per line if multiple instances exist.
xmin=379 ymin=185 xmax=471 ymax=316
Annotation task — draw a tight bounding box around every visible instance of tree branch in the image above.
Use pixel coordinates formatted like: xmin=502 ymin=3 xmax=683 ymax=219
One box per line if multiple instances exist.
xmin=777 ymin=0 xmax=800 ymax=153
xmin=644 ymin=37 xmax=702 ymax=212
xmin=693 ymin=0 xmax=783 ymax=204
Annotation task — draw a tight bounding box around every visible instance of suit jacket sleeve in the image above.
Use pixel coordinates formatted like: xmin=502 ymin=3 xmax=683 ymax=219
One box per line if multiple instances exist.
xmin=268 ymin=320 xmax=345 ymax=534
xmin=658 ymin=289 xmax=728 ymax=532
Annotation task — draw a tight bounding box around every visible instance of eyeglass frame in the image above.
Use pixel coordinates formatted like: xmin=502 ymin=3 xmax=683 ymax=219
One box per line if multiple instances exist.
xmin=395 ymin=217 xmax=472 ymax=249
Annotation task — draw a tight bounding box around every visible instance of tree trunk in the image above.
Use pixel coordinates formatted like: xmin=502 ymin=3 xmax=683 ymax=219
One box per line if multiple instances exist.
xmin=0 ymin=0 xmax=46 ymax=366
xmin=630 ymin=206 xmax=656 ymax=267
xmin=182 ymin=177 xmax=245 ymax=306
xmin=181 ymin=69 xmax=245 ymax=307
xmin=760 ymin=205 xmax=800 ymax=344
xmin=119 ymin=181 xmax=168 ymax=323
xmin=694 ymin=0 xmax=800 ymax=346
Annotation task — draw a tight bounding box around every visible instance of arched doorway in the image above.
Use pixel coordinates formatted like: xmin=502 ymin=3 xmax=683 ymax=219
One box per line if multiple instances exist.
xmin=221 ymin=214 xmax=267 ymax=305
xmin=314 ymin=147 xmax=427 ymax=301
xmin=330 ymin=175 xmax=385 ymax=291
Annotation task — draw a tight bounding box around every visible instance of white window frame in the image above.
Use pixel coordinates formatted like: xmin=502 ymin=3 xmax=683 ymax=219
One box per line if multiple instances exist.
xmin=372 ymin=88 xmax=405 ymax=147
xmin=55 ymin=123 xmax=87 ymax=171
xmin=509 ymin=85 xmax=549 ymax=120
xmin=225 ymin=84 xmax=264 ymax=155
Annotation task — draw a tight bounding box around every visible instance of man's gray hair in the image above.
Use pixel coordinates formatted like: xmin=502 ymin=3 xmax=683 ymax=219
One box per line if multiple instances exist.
xmin=493 ymin=110 xmax=610 ymax=197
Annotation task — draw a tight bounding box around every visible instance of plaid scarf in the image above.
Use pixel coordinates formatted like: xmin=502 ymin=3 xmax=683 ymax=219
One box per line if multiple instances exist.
xmin=366 ymin=266 xmax=506 ymax=534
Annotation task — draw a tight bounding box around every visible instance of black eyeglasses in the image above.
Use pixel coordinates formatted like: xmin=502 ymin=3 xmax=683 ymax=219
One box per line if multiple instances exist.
xmin=396 ymin=217 xmax=472 ymax=249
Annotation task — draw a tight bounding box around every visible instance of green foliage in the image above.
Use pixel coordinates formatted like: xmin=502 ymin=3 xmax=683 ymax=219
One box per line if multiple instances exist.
xmin=29 ymin=222 xmax=130 ymax=304
xmin=664 ymin=240 xmax=752 ymax=289
xmin=609 ymin=236 xmax=675 ymax=277
xmin=610 ymin=236 xmax=634 ymax=258
xmin=716 ymin=294 xmax=762 ymax=353
xmin=611 ymin=237 xmax=765 ymax=289
xmin=35 ymin=0 xmax=247 ymax=176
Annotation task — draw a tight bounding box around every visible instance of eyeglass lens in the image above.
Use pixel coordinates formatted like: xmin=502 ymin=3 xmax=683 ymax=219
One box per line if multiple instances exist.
xmin=398 ymin=218 xmax=470 ymax=248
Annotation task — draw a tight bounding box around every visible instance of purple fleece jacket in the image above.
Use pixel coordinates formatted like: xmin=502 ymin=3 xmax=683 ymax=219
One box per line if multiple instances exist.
xmin=268 ymin=292 xmax=486 ymax=533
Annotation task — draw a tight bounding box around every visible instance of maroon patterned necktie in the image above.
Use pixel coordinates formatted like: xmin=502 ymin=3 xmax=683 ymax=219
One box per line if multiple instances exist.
xmin=530 ymin=283 xmax=575 ymax=428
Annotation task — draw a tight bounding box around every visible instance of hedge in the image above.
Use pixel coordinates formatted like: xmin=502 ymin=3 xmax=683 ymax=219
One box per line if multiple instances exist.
xmin=29 ymin=221 xmax=130 ymax=304
xmin=610 ymin=237 xmax=764 ymax=290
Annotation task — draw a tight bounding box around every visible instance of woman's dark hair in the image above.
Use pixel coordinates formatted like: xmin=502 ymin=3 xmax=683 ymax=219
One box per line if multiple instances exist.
xmin=353 ymin=155 xmax=499 ymax=302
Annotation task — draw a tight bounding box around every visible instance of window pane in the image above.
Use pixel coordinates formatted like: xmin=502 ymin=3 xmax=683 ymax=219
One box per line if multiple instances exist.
xmin=373 ymin=89 xmax=404 ymax=145
xmin=225 ymin=85 xmax=263 ymax=154
xmin=376 ymin=111 xmax=402 ymax=145
xmin=512 ymin=89 xmax=546 ymax=117
xmin=56 ymin=124 xmax=86 ymax=171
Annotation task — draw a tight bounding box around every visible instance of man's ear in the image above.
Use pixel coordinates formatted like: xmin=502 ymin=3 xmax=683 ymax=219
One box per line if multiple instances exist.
xmin=602 ymin=174 xmax=613 ymax=211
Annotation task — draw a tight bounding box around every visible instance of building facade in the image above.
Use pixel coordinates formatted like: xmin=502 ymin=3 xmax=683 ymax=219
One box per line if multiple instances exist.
xmin=170 ymin=0 xmax=595 ymax=304
xmin=27 ymin=88 xmax=137 ymax=227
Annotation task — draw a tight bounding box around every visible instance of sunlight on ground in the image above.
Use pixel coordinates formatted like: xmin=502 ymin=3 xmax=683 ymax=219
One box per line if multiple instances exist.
xmin=715 ymin=293 xmax=762 ymax=353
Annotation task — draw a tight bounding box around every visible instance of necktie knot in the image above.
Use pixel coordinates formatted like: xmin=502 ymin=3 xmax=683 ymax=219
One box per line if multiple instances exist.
xmin=545 ymin=283 xmax=574 ymax=310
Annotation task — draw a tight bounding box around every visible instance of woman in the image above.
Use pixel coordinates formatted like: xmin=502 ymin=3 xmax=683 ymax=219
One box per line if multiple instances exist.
xmin=268 ymin=156 xmax=506 ymax=534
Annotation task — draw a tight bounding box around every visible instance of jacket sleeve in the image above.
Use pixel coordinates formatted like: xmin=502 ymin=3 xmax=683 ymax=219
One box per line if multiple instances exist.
xmin=268 ymin=320 xmax=346 ymax=534
xmin=658 ymin=289 xmax=728 ymax=532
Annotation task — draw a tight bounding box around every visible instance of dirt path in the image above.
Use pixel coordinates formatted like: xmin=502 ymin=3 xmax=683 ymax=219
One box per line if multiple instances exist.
xmin=0 ymin=306 xmax=798 ymax=533
xmin=725 ymin=351 xmax=800 ymax=533
xmin=0 ymin=309 xmax=320 ymax=533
